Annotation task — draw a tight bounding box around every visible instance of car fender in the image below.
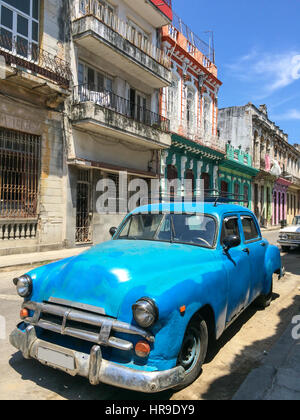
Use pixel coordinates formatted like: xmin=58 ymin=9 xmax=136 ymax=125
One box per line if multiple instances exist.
xmin=263 ymin=244 xmax=282 ymax=295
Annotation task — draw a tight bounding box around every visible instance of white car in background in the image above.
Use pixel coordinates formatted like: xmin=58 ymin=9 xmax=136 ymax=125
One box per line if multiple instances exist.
xmin=278 ymin=216 xmax=300 ymax=252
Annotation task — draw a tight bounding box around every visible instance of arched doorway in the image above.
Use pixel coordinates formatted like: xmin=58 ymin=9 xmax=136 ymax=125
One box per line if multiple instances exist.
xmin=234 ymin=182 xmax=240 ymax=201
xmin=201 ymin=173 xmax=210 ymax=195
xmin=243 ymin=184 xmax=249 ymax=207
xmin=221 ymin=180 xmax=229 ymax=197
xmin=167 ymin=165 xmax=178 ymax=198
xmin=185 ymin=169 xmax=195 ymax=198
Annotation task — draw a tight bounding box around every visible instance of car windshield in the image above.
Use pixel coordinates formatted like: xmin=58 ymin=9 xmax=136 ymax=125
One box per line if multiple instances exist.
xmin=292 ymin=216 xmax=300 ymax=225
xmin=116 ymin=213 xmax=216 ymax=248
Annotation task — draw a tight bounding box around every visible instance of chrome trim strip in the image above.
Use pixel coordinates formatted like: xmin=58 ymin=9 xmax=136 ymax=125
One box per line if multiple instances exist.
xmin=22 ymin=301 xmax=154 ymax=351
xmin=48 ymin=297 xmax=106 ymax=316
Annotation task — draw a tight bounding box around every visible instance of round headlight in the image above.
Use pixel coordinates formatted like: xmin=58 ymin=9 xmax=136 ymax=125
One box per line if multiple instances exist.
xmin=13 ymin=275 xmax=32 ymax=298
xmin=132 ymin=298 xmax=158 ymax=328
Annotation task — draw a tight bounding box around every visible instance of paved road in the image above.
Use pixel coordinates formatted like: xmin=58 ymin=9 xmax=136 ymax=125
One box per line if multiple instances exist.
xmin=0 ymin=231 xmax=299 ymax=400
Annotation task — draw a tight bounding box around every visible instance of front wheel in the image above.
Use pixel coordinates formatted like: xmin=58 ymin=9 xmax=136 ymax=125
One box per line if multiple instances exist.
xmin=173 ymin=316 xmax=208 ymax=391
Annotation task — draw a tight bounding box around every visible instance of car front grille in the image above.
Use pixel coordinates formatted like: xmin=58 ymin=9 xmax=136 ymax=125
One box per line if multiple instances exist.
xmin=22 ymin=301 xmax=155 ymax=351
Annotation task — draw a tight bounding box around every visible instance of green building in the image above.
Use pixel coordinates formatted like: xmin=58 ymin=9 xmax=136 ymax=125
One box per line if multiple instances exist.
xmin=218 ymin=144 xmax=259 ymax=208
xmin=160 ymin=134 xmax=225 ymax=196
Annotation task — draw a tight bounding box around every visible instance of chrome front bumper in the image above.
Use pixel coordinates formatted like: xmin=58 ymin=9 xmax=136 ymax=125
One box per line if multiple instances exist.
xmin=278 ymin=240 xmax=300 ymax=248
xmin=9 ymin=325 xmax=185 ymax=393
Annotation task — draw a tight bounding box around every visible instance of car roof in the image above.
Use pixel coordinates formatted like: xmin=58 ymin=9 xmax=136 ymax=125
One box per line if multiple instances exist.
xmin=131 ymin=202 xmax=253 ymax=219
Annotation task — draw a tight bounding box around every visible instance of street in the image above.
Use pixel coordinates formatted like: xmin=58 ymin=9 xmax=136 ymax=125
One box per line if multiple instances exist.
xmin=0 ymin=230 xmax=299 ymax=401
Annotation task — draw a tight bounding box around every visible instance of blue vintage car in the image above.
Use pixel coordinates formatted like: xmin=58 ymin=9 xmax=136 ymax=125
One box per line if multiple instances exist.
xmin=10 ymin=201 xmax=283 ymax=393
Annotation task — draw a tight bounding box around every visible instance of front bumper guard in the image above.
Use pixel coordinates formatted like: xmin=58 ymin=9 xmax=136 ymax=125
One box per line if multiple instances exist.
xmin=9 ymin=325 xmax=185 ymax=393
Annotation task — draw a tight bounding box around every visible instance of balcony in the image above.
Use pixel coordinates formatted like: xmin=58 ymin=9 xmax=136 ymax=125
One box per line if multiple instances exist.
xmin=72 ymin=1 xmax=171 ymax=89
xmin=0 ymin=33 xmax=71 ymax=92
xmin=123 ymin=0 xmax=173 ymax=26
xmin=72 ymin=85 xmax=171 ymax=149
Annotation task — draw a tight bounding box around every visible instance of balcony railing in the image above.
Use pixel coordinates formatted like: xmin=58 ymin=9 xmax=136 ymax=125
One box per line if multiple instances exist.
xmin=73 ymin=84 xmax=170 ymax=133
xmin=0 ymin=33 xmax=72 ymax=88
xmin=73 ymin=0 xmax=171 ymax=69
xmin=0 ymin=219 xmax=38 ymax=241
xmin=170 ymin=13 xmax=215 ymax=64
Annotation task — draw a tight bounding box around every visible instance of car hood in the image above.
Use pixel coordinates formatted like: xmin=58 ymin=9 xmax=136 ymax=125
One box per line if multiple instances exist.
xmin=29 ymin=240 xmax=215 ymax=319
xmin=280 ymin=225 xmax=300 ymax=233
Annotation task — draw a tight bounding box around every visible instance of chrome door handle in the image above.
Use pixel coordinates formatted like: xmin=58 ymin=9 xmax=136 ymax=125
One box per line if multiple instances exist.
xmin=243 ymin=248 xmax=250 ymax=255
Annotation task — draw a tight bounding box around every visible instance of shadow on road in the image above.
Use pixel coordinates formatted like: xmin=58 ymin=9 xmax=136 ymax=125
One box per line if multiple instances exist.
xmin=200 ymin=293 xmax=300 ymax=400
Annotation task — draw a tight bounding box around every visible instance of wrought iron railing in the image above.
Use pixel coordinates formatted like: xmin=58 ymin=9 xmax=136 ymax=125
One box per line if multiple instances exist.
xmin=73 ymin=84 xmax=170 ymax=133
xmin=73 ymin=0 xmax=171 ymax=69
xmin=0 ymin=33 xmax=72 ymax=88
xmin=0 ymin=128 xmax=41 ymax=220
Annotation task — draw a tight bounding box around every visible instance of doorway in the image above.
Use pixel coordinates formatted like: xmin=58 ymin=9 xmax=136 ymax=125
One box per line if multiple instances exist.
xmin=76 ymin=169 xmax=92 ymax=244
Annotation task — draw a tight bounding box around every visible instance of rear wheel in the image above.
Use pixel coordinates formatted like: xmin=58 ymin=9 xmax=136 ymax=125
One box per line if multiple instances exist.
xmin=256 ymin=279 xmax=273 ymax=309
xmin=173 ymin=316 xmax=208 ymax=391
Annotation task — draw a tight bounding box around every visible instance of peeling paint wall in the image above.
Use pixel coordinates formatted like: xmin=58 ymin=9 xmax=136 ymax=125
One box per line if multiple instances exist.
xmin=0 ymin=0 xmax=70 ymax=255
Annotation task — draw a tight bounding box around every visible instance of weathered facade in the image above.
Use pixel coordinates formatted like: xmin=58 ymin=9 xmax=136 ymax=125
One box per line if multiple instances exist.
xmin=160 ymin=13 xmax=224 ymax=196
xmin=0 ymin=0 xmax=72 ymax=255
xmin=218 ymin=104 xmax=300 ymax=227
xmin=65 ymin=0 xmax=173 ymax=246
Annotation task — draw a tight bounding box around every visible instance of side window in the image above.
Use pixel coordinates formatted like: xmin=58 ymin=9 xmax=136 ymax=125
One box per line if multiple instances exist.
xmin=221 ymin=217 xmax=240 ymax=245
xmin=241 ymin=216 xmax=260 ymax=241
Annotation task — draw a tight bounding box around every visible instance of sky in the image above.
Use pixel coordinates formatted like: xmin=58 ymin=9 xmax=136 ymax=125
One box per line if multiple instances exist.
xmin=173 ymin=0 xmax=300 ymax=144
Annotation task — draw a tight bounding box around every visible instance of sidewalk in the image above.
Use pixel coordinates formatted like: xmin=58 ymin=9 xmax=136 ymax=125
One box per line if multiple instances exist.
xmin=0 ymin=246 xmax=91 ymax=270
xmin=233 ymin=322 xmax=300 ymax=400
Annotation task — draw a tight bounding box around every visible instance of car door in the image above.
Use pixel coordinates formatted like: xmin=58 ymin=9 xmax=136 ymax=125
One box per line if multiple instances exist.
xmin=240 ymin=213 xmax=267 ymax=303
xmin=221 ymin=214 xmax=252 ymax=325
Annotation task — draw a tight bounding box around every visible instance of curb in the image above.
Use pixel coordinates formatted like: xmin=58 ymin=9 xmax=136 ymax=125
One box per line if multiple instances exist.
xmin=233 ymin=323 xmax=299 ymax=400
xmin=0 ymin=247 xmax=91 ymax=271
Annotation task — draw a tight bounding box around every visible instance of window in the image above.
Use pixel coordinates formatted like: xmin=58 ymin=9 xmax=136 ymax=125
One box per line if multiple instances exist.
xmin=77 ymin=62 xmax=113 ymax=105
xmin=186 ymin=90 xmax=195 ymax=131
xmin=0 ymin=127 xmax=41 ymax=218
xmin=243 ymin=184 xmax=249 ymax=206
xmin=80 ymin=0 xmax=114 ymax=18
xmin=241 ymin=216 xmax=260 ymax=241
xmin=234 ymin=183 xmax=240 ymax=200
xmin=201 ymin=173 xmax=210 ymax=193
xmin=127 ymin=19 xmax=149 ymax=50
xmin=0 ymin=0 xmax=39 ymax=59
xmin=221 ymin=217 xmax=240 ymax=245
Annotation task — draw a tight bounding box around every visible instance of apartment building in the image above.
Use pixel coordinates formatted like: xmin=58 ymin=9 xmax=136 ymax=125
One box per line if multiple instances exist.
xmin=160 ymin=13 xmax=224 ymax=196
xmin=0 ymin=0 xmax=71 ymax=255
xmin=218 ymin=103 xmax=300 ymax=227
xmin=65 ymin=0 xmax=173 ymax=246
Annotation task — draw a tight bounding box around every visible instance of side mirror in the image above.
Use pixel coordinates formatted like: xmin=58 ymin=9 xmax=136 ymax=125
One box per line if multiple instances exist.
xmin=109 ymin=227 xmax=117 ymax=237
xmin=223 ymin=235 xmax=241 ymax=251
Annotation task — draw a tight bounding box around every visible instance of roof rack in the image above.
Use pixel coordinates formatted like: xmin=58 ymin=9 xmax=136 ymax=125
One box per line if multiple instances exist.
xmin=140 ymin=190 xmax=249 ymax=207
